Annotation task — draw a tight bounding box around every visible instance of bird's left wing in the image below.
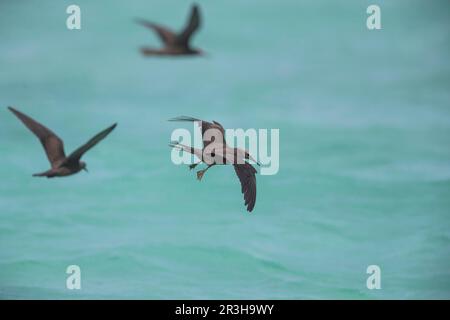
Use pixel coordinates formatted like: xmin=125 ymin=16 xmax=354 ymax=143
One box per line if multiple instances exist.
xmin=135 ymin=19 xmax=178 ymax=46
xmin=234 ymin=163 xmax=257 ymax=212
xmin=65 ymin=123 xmax=117 ymax=165
xmin=177 ymin=4 xmax=201 ymax=45
xmin=8 ymin=106 xmax=67 ymax=168
xmin=168 ymin=116 xmax=226 ymax=148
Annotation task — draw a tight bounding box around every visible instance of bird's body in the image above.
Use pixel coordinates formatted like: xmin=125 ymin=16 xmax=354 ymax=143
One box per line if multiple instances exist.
xmin=169 ymin=116 xmax=259 ymax=212
xmin=8 ymin=107 xmax=117 ymax=178
xmin=136 ymin=5 xmax=204 ymax=57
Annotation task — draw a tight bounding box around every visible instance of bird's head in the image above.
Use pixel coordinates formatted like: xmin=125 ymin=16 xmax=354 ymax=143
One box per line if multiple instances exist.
xmin=245 ymin=151 xmax=260 ymax=166
xmin=80 ymin=161 xmax=88 ymax=173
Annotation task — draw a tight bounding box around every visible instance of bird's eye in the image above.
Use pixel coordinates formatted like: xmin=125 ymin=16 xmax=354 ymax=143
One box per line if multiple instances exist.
xmin=211 ymin=152 xmax=215 ymax=157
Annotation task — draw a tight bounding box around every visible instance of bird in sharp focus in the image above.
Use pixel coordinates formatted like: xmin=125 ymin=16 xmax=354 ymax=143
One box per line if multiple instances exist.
xmin=8 ymin=107 xmax=117 ymax=178
xmin=169 ymin=116 xmax=260 ymax=212
xmin=135 ymin=4 xmax=204 ymax=56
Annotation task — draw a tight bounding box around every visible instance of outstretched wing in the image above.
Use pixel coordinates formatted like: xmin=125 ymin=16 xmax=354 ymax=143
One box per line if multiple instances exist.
xmin=65 ymin=123 xmax=117 ymax=165
xmin=168 ymin=116 xmax=226 ymax=148
xmin=8 ymin=106 xmax=66 ymax=168
xmin=135 ymin=19 xmax=178 ymax=46
xmin=234 ymin=163 xmax=257 ymax=212
xmin=177 ymin=4 xmax=201 ymax=45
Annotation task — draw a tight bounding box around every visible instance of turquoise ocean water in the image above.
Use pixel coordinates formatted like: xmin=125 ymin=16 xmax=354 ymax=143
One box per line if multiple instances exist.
xmin=0 ymin=0 xmax=449 ymax=299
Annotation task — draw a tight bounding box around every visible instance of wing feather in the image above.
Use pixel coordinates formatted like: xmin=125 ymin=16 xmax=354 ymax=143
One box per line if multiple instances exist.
xmin=135 ymin=19 xmax=178 ymax=46
xmin=8 ymin=107 xmax=66 ymax=168
xmin=65 ymin=123 xmax=117 ymax=165
xmin=168 ymin=116 xmax=226 ymax=148
xmin=177 ymin=5 xmax=201 ymax=45
xmin=233 ymin=163 xmax=257 ymax=212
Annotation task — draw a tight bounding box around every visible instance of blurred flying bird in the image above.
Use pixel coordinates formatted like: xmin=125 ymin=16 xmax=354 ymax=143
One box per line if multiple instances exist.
xmin=8 ymin=107 xmax=117 ymax=178
xmin=169 ymin=116 xmax=260 ymax=212
xmin=135 ymin=4 xmax=204 ymax=56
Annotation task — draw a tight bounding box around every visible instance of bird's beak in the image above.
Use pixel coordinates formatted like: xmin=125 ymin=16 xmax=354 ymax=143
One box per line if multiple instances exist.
xmin=83 ymin=167 xmax=89 ymax=173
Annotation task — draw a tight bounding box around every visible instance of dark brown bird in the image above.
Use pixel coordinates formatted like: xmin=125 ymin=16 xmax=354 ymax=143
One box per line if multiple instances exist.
xmin=135 ymin=4 xmax=204 ymax=56
xmin=169 ymin=116 xmax=260 ymax=212
xmin=8 ymin=107 xmax=117 ymax=178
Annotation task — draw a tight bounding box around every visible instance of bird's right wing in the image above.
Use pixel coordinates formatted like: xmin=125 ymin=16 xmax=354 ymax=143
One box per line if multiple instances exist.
xmin=234 ymin=163 xmax=257 ymax=212
xmin=8 ymin=107 xmax=66 ymax=168
xmin=135 ymin=19 xmax=178 ymax=46
xmin=65 ymin=123 xmax=117 ymax=165
xmin=177 ymin=4 xmax=201 ymax=45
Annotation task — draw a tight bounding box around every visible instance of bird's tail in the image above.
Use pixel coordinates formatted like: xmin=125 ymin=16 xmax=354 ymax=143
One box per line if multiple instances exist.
xmin=169 ymin=141 xmax=193 ymax=153
xmin=168 ymin=116 xmax=201 ymax=123
xmin=168 ymin=140 xmax=181 ymax=149
xmin=169 ymin=141 xmax=203 ymax=160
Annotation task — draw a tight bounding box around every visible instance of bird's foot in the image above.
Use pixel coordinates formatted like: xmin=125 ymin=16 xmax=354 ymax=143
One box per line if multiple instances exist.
xmin=189 ymin=163 xmax=199 ymax=171
xmin=197 ymin=170 xmax=205 ymax=181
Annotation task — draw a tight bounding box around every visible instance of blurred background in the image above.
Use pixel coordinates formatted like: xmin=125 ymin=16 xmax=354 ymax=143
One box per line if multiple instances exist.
xmin=0 ymin=0 xmax=449 ymax=299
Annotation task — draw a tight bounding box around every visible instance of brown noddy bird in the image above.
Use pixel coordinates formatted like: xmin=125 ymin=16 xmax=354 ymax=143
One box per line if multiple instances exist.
xmin=169 ymin=116 xmax=260 ymax=212
xmin=8 ymin=107 xmax=117 ymax=178
xmin=135 ymin=4 xmax=204 ymax=56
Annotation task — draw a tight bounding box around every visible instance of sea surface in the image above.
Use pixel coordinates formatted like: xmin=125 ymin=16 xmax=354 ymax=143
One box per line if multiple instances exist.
xmin=0 ymin=0 xmax=449 ymax=299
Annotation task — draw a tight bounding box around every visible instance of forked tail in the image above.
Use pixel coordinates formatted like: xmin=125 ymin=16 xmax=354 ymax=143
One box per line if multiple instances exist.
xmin=168 ymin=141 xmax=203 ymax=160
